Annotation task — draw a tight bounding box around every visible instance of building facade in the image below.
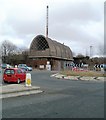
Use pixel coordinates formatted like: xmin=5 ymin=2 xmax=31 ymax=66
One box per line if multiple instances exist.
xmin=28 ymin=35 xmax=73 ymax=70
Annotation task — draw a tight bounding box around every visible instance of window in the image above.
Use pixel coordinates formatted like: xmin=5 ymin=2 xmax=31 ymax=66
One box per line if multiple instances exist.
xmin=30 ymin=36 xmax=49 ymax=51
xmin=17 ymin=69 xmax=22 ymax=73
xmin=5 ymin=69 xmax=15 ymax=74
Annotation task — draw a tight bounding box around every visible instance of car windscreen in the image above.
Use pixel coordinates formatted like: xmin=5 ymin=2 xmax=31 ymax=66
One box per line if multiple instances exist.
xmin=4 ymin=69 xmax=15 ymax=75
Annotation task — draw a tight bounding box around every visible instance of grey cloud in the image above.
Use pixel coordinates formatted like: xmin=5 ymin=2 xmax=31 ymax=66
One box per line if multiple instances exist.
xmin=50 ymin=2 xmax=103 ymax=26
xmin=3 ymin=1 xmax=103 ymax=38
xmin=0 ymin=0 xmax=104 ymax=56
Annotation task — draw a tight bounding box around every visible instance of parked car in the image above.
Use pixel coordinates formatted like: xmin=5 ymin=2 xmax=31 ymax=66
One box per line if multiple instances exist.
xmin=1 ymin=63 xmax=8 ymax=69
xmin=1 ymin=63 xmax=13 ymax=69
xmin=3 ymin=68 xmax=26 ymax=83
xmin=18 ymin=64 xmax=32 ymax=71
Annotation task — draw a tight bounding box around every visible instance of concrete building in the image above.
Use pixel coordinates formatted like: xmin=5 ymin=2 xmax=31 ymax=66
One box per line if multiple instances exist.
xmin=28 ymin=35 xmax=73 ymax=70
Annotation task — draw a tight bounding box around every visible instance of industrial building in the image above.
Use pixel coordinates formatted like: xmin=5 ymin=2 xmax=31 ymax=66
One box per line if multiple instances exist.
xmin=28 ymin=35 xmax=73 ymax=71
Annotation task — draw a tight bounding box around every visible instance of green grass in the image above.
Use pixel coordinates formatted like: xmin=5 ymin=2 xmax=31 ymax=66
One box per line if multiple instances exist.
xmin=60 ymin=70 xmax=106 ymax=77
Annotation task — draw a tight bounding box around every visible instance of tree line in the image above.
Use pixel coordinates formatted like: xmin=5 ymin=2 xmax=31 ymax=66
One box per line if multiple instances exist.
xmin=0 ymin=40 xmax=29 ymax=65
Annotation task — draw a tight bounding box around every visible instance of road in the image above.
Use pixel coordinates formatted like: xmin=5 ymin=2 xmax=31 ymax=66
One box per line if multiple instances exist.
xmin=2 ymin=70 xmax=104 ymax=118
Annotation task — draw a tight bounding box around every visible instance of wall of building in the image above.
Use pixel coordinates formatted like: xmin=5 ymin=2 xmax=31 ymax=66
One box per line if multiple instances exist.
xmin=28 ymin=58 xmax=47 ymax=69
xmin=28 ymin=58 xmax=73 ymax=71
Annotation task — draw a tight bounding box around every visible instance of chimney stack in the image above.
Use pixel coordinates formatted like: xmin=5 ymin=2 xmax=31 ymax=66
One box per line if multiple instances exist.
xmin=46 ymin=5 xmax=49 ymax=38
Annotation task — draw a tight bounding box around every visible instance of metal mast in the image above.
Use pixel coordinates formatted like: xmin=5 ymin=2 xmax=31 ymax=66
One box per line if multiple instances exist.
xmin=46 ymin=5 xmax=49 ymax=38
xmin=90 ymin=45 xmax=93 ymax=58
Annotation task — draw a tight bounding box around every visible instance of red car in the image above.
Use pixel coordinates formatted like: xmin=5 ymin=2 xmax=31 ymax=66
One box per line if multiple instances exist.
xmin=3 ymin=68 xmax=26 ymax=83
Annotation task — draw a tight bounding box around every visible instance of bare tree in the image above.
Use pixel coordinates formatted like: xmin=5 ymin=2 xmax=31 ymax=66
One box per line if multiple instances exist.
xmin=0 ymin=40 xmax=31 ymax=65
xmin=1 ymin=40 xmax=17 ymax=63
xmin=1 ymin=40 xmax=17 ymax=56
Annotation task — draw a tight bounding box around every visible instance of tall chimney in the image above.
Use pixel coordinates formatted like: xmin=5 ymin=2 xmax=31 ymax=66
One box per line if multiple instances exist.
xmin=46 ymin=5 xmax=49 ymax=38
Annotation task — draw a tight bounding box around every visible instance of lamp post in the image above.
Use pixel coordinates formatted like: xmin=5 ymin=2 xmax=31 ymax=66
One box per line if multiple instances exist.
xmin=90 ymin=45 xmax=93 ymax=58
xmin=89 ymin=45 xmax=93 ymax=70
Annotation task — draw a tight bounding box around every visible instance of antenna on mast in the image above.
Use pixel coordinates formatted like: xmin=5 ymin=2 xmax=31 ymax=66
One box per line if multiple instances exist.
xmin=46 ymin=5 xmax=49 ymax=38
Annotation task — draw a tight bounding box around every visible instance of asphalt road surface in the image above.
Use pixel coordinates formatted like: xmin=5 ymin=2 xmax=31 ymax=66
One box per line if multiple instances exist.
xmin=2 ymin=70 xmax=104 ymax=118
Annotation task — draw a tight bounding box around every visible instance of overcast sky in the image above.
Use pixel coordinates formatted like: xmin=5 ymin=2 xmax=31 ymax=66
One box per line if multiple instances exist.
xmin=0 ymin=0 xmax=105 ymax=57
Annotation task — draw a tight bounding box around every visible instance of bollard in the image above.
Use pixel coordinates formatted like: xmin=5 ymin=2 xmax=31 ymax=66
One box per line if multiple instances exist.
xmin=25 ymin=73 xmax=31 ymax=86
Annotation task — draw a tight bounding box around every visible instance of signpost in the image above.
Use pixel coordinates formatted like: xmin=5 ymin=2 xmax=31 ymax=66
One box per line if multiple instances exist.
xmin=46 ymin=61 xmax=51 ymax=71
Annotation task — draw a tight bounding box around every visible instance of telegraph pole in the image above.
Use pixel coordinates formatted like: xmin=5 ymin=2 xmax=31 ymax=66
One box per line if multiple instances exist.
xmin=46 ymin=5 xmax=49 ymax=38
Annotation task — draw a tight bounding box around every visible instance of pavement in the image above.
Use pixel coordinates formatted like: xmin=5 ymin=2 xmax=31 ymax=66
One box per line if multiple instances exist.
xmin=0 ymin=84 xmax=43 ymax=99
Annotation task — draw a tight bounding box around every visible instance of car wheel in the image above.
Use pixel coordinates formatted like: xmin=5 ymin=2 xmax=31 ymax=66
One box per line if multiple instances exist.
xmin=17 ymin=79 xmax=20 ymax=84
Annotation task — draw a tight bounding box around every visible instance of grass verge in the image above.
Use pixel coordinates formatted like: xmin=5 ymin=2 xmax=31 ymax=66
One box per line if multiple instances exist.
xmin=60 ymin=70 xmax=106 ymax=77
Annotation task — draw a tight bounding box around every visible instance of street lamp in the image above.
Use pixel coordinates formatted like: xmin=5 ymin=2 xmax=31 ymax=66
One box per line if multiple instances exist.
xmin=90 ymin=46 xmax=93 ymax=58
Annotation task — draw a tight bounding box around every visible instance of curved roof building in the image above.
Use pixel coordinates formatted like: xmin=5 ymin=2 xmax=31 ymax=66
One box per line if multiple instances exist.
xmin=29 ymin=35 xmax=73 ymax=60
xmin=28 ymin=35 xmax=73 ymax=70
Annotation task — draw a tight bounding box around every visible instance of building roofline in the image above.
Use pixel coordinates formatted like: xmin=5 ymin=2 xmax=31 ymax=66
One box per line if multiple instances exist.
xmin=28 ymin=56 xmax=73 ymax=61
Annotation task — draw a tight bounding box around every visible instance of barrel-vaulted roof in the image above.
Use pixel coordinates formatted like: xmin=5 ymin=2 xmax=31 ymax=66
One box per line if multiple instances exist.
xmin=29 ymin=35 xmax=73 ymax=60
